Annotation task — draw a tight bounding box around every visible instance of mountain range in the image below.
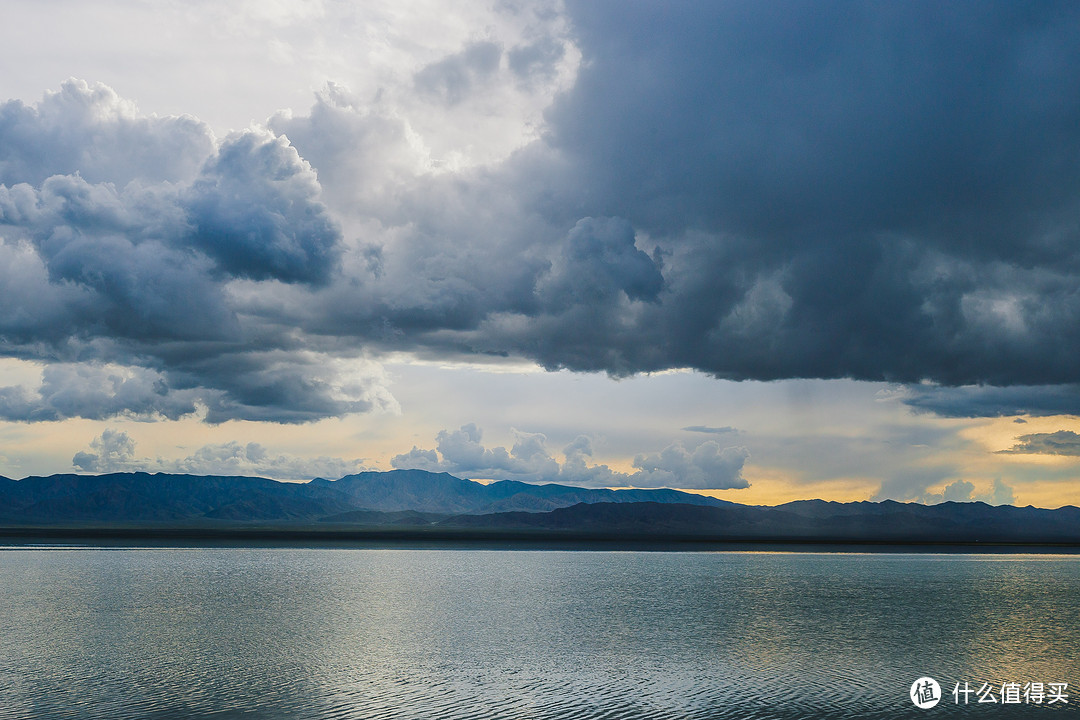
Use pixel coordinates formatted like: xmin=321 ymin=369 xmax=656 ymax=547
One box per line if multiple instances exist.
xmin=1 ymin=469 xmax=1078 ymax=544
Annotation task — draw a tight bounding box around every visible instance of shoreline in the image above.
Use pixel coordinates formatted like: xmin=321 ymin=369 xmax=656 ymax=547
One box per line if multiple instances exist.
xmin=2 ymin=525 xmax=1079 ymax=552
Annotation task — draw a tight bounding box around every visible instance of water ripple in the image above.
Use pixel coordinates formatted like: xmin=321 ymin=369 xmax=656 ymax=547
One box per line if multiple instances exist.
xmin=0 ymin=549 xmax=1078 ymax=719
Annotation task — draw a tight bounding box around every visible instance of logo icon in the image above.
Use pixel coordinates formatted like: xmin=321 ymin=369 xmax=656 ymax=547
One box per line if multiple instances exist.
xmin=911 ymin=677 xmax=941 ymax=709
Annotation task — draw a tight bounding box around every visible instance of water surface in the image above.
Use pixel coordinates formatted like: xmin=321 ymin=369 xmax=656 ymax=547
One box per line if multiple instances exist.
xmin=1 ymin=548 xmax=1077 ymax=719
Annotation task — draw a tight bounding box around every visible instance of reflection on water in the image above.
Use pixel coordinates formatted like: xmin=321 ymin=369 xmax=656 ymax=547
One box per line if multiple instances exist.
xmin=0 ymin=549 xmax=1077 ymax=719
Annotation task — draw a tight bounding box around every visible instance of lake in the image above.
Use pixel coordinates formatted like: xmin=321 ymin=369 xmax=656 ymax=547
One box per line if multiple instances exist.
xmin=1 ymin=546 xmax=1077 ymax=719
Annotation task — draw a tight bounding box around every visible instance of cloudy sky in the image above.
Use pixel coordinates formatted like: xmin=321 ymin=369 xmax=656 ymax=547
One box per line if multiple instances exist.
xmin=2 ymin=0 xmax=1080 ymax=507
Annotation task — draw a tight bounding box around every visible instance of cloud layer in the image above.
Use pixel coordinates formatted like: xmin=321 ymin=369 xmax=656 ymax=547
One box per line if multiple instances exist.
xmin=917 ymin=479 xmax=1017 ymax=507
xmin=999 ymin=430 xmax=1080 ymax=456
xmin=390 ymin=423 xmax=750 ymax=490
xmin=72 ymin=429 xmax=366 ymax=481
xmin=3 ymin=2 xmax=1080 ymax=425
xmin=0 ymin=81 xmax=391 ymax=423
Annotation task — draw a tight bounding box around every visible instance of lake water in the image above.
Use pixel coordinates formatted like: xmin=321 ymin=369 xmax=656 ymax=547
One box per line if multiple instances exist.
xmin=0 ymin=546 xmax=1077 ymax=719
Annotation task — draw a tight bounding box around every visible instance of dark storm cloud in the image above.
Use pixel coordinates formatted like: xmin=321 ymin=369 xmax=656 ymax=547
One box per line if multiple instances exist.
xmin=548 ymin=2 xmax=1080 ymax=246
xmin=266 ymin=0 xmax=1080 ymax=401
xmin=253 ymin=1 xmax=1080 ymax=417
xmin=537 ymin=217 xmax=662 ymax=311
xmin=492 ymin=0 xmax=1080 ymax=389
xmin=902 ymin=384 xmax=1080 ymax=418
xmin=5 ymin=1 xmax=1080 ymax=425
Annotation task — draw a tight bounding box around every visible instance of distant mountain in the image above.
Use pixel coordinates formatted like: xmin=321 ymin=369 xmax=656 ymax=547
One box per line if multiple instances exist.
xmin=775 ymin=498 xmax=1080 ymax=542
xmin=0 ymin=470 xmax=1077 ymax=544
xmin=0 ymin=469 xmax=728 ymax=527
xmin=439 ymin=500 xmax=1080 ymax=543
xmin=0 ymin=472 xmax=358 ymax=525
xmin=309 ymin=469 xmax=732 ymax=514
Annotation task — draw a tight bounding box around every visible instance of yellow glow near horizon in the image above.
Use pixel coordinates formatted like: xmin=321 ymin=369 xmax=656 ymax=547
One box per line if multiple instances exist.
xmin=1008 ymin=482 xmax=1080 ymax=509
xmin=685 ymin=468 xmax=880 ymax=506
xmin=1 ymin=361 xmax=1079 ymax=511
xmin=962 ymin=414 xmax=1080 ymax=457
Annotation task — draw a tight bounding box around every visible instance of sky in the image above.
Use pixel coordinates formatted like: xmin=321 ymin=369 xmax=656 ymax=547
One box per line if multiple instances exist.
xmin=2 ymin=0 xmax=1080 ymax=507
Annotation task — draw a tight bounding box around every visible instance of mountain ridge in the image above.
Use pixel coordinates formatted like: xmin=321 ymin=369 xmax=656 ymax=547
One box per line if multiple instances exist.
xmin=0 ymin=470 xmax=1077 ymax=544
xmin=0 ymin=469 xmax=729 ymax=525
xmin=311 ymin=469 xmax=735 ymax=514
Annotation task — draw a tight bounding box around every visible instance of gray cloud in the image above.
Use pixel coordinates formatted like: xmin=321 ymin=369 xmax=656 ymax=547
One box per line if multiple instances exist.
xmin=872 ymin=466 xmax=958 ymax=503
xmin=72 ymin=429 xmax=367 ymax=481
xmin=175 ymin=352 xmax=397 ymax=425
xmin=184 ymin=130 xmax=342 ymax=284
xmin=414 ymin=41 xmax=502 ymax=105
xmin=7 ymin=2 xmax=1080 ymax=425
xmin=943 ymin=480 xmax=976 ymax=503
xmin=901 ymin=385 xmax=1080 ymax=418
xmin=509 ymin=37 xmax=566 ymax=87
xmin=391 ymin=423 xmax=560 ymax=479
xmin=874 ymin=467 xmax=1018 ymax=507
xmin=0 ymin=79 xmax=213 ymax=187
xmin=537 ymin=217 xmax=663 ymax=311
xmin=0 ymin=107 xmax=336 ymax=302
xmin=914 ymin=479 xmax=975 ymax=505
xmin=72 ymin=428 xmax=136 ymax=472
xmin=390 ymin=424 xmax=749 ymax=490
xmin=0 ymin=364 xmax=199 ymax=422
xmin=999 ymin=430 xmax=1080 ymax=456
xmin=0 ymin=354 xmax=394 ymax=426
xmin=549 ymin=2 xmax=1080 ymax=248
xmin=164 ymin=441 xmax=366 ymax=481
xmin=271 ymin=1 xmax=1080 ymax=409
xmin=0 ymin=173 xmax=237 ymax=344
xmin=0 ymin=83 xmax=368 ymax=424
xmin=682 ymin=425 xmax=737 ymax=435
xmin=267 ymin=84 xmax=432 ymax=215
xmin=506 ymin=0 xmax=1080 ymax=390
xmin=631 ymin=442 xmax=750 ymax=491
xmin=982 ymin=479 xmax=1017 ymax=506
xmin=916 ymin=478 xmax=1017 ymax=506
